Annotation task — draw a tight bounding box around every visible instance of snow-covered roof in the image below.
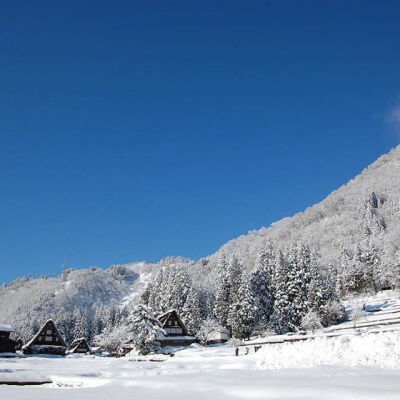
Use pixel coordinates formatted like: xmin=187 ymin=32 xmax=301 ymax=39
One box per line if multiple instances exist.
xmin=0 ymin=324 xmax=13 ymax=332
xmin=157 ymin=310 xmax=189 ymax=336
xmin=67 ymin=337 xmax=90 ymax=351
xmin=158 ymin=309 xmax=178 ymax=320
xmin=67 ymin=338 xmax=91 ymax=354
xmin=23 ymin=319 xmax=67 ymax=349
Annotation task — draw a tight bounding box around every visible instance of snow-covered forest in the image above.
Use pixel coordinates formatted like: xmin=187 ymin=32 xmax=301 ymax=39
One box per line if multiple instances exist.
xmin=2 ymin=145 xmax=400 ymax=350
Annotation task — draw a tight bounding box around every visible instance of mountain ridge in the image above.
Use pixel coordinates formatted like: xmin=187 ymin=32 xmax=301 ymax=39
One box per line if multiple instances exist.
xmin=1 ymin=144 xmax=400 ymax=342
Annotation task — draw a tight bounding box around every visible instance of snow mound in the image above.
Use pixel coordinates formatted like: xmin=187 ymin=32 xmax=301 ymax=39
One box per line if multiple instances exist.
xmin=254 ymin=331 xmax=400 ymax=369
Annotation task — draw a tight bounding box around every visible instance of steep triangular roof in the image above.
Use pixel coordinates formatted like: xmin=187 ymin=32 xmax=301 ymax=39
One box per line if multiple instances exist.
xmin=67 ymin=337 xmax=90 ymax=353
xmin=158 ymin=309 xmax=189 ymax=336
xmin=24 ymin=319 xmax=67 ymax=348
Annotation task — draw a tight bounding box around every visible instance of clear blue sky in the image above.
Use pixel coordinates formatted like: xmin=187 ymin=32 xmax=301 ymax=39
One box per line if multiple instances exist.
xmin=1 ymin=1 xmax=400 ymax=283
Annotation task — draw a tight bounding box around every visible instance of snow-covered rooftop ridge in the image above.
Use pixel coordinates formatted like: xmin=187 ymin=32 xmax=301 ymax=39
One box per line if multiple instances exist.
xmin=158 ymin=309 xmax=177 ymax=319
xmin=71 ymin=337 xmax=86 ymax=342
xmin=0 ymin=324 xmax=12 ymax=332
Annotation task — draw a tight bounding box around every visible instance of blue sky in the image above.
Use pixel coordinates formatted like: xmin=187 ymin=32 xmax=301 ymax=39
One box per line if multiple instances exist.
xmin=1 ymin=1 xmax=400 ymax=283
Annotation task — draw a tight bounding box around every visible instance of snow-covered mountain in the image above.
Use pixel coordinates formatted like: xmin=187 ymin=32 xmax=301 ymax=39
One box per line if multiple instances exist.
xmin=195 ymin=144 xmax=400 ymax=282
xmin=1 ymin=145 xmax=400 ymax=342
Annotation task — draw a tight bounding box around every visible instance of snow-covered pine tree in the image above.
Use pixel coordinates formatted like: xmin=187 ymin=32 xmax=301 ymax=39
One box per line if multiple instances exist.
xmin=336 ymin=245 xmax=358 ymax=295
xmin=147 ymin=266 xmax=164 ymax=313
xmin=284 ymin=242 xmax=311 ymax=330
xmin=307 ymin=252 xmax=328 ymax=314
xmin=360 ymin=241 xmax=382 ymax=292
xmin=72 ymin=307 xmax=90 ymax=340
xmin=250 ymin=239 xmax=275 ymax=329
xmin=146 ymin=262 xmax=192 ymax=315
xmin=91 ymin=303 xmax=106 ymax=339
xmin=198 ymin=286 xmax=215 ymax=320
xmin=271 ymin=243 xmax=316 ymax=333
xmin=181 ymin=287 xmax=202 ymax=335
xmin=57 ymin=310 xmax=75 ymax=344
xmin=141 ymin=282 xmax=152 ymax=305
xmin=214 ymin=254 xmax=246 ymax=332
xmin=227 ymin=255 xmax=244 ymax=306
xmin=213 ymin=253 xmax=230 ymax=327
xmin=227 ymin=273 xmax=257 ymax=339
xmin=125 ymin=304 xmax=164 ymax=355
xmin=363 ymin=191 xmax=387 ymax=236
xmin=270 ymin=250 xmax=291 ymax=334
xmin=166 ymin=264 xmax=191 ymax=313
xmin=307 ymin=259 xmax=344 ymax=326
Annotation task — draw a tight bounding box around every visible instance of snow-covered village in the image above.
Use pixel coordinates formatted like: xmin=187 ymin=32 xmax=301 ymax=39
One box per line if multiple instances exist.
xmin=2 ymin=1 xmax=400 ymax=399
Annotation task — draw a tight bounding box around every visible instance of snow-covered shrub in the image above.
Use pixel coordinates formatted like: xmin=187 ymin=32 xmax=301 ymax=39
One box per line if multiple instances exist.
xmin=301 ymin=311 xmax=322 ymax=333
xmin=94 ymin=325 xmax=130 ymax=352
xmin=319 ymin=300 xmax=346 ymax=326
xmin=196 ymin=319 xmax=228 ymax=345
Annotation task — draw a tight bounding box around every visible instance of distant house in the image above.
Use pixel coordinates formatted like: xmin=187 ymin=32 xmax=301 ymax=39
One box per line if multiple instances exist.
xmin=22 ymin=320 xmax=67 ymax=356
xmin=0 ymin=324 xmax=17 ymax=354
xmin=117 ymin=343 xmax=135 ymax=357
xmin=67 ymin=338 xmax=91 ymax=354
xmin=207 ymin=328 xmax=229 ymax=344
xmin=157 ymin=310 xmax=196 ymax=347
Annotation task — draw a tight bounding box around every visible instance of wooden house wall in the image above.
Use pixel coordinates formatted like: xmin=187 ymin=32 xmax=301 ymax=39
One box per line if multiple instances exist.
xmin=31 ymin=321 xmax=64 ymax=346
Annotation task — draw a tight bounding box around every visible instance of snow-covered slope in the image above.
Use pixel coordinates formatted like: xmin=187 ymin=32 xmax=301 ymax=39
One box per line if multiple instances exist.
xmin=199 ymin=144 xmax=400 ymax=278
xmin=0 ymin=261 xmax=161 ymax=343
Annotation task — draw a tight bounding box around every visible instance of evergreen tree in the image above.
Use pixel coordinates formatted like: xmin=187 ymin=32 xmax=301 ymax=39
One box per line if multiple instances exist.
xmin=284 ymin=242 xmax=310 ymax=330
xmin=270 ymin=250 xmax=291 ymax=333
xmin=213 ymin=253 xmax=230 ymax=327
xmin=228 ymin=274 xmax=257 ymax=339
xmin=363 ymin=191 xmax=386 ymax=236
xmin=250 ymin=240 xmax=275 ymax=328
xmin=73 ymin=307 xmax=89 ymax=340
xmin=227 ymin=255 xmax=243 ymax=305
xmin=181 ymin=287 xmax=202 ymax=335
xmin=125 ymin=304 xmax=164 ymax=355
xmin=147 ymin=263 xmax=191 ymax=315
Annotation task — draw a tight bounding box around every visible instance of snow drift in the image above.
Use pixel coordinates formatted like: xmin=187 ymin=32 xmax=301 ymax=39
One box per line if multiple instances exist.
xmin=254 ymin=331 xmax=400 ymax=369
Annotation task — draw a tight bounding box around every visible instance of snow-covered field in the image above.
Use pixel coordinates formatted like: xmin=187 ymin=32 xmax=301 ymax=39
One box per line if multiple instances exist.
xmin=1 ymin=342 xmax=400 ymax=399
xmin=2 ymin=291 xmax=400 ymax=399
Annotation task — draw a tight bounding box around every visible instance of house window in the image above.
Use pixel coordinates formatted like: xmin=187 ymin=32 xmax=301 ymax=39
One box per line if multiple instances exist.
xmin=165 ymin=327 xmax=182 ymax=335
xmin=45 ymin=336 xmax=52 ymax=342
xmin=46 ymin=330 xmax=52 ymax=335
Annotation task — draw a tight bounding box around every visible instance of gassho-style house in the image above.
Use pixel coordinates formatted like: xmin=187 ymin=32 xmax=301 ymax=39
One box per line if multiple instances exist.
xmin=118 ymin=309 xmax=197 ymax=356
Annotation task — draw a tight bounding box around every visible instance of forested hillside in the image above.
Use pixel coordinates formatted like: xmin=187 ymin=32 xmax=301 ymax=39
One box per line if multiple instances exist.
xmin=196 ymin=144 xmax=400 ymax=288
xmin=1 ymin=145 xmax=400 ymax=350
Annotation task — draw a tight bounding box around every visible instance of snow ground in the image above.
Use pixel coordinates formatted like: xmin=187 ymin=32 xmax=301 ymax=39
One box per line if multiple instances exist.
xmin=2 ymin=291 xmax=400 ymax=399
xmin=1 ymin=343 xmax=400 ymax=399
